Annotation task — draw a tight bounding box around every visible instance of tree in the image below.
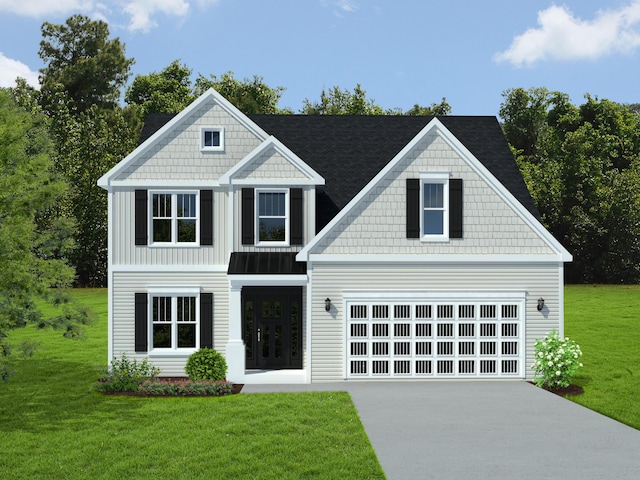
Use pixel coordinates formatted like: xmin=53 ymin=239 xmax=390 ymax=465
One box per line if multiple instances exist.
xmin=501 ymin=88 xmax=640 ymax=283
xmin=125 ymin=60 xmax=194 ymax=118
xmin=0 ymin=89 xmax=94 ymax=380
xmin=301 ymin=84 xmax=388 ymax=115
xmin=404 ymin=98 xmax=452 ymax=116
xmin=194 ymin=71 xmax=285 ymax=114
xmin=38 ymin=14 xmax=134 ymax=114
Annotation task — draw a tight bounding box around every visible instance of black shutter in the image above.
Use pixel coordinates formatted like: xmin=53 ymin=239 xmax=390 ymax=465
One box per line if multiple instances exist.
xmin=449 ymin=178 xmax=463 ymax=239
xmin=242 ymin=188 xmax=255 ymax=245
xmin=406 ymin=179 xmax=420 ymax=238
xmin=135 ymin=190 xmax=148 ymax=246
xmin=200 ymin=293 xmax=213 ymax=348
xmin=290 ymin=188 xmax=303 ymax=245
xmin=200 ymin=190 xmax=213 ymax=245
xmin=134 ymin=293 xmax=148 ymax=352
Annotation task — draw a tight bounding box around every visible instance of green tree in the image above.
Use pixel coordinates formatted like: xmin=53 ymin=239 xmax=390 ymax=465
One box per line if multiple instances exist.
xmin=501 ymin=88 xmax=640 ymax=283
xmin=0 ymin=89 xmax=94 ymax=380
xmin=404 ymin=98 xmax=452 ymax=116
xmin=38 ymin=14 xmax=134 ymax=114
xmin=301 ymin=84 xmax=388 ymax=115
xmin=125 ymin=60 xmax=194 ymax=117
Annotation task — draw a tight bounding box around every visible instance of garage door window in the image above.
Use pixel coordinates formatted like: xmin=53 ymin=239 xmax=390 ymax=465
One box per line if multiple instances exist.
xmin=346 ymin=297 xmax=523 ymax=378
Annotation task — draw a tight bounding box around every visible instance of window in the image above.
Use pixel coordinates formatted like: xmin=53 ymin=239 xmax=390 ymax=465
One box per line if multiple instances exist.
xmin=256 ymin=189 xmax=289 ymax=244
xmin=421 ymin=173 xmax=449 ymax=241
xmin=151 ymin=294 xmax=199 ymax=350
xmin=201 ymin=126 xmax=224 ymax=151
xmin=151 ymin=192 xmax=198 ymax=244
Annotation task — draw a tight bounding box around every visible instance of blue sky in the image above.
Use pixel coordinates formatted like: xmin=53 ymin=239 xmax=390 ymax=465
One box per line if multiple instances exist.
xmin=1 ymin=0 xmax=639 ymax=116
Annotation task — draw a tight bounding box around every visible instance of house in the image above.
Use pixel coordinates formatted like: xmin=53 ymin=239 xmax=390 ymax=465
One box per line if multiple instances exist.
xmin=98 ymin=88 xmax=572 ymax=384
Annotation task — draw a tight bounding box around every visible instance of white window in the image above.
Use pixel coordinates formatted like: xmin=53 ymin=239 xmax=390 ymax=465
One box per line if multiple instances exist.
xmin=421 ymin=173 xmax=449 ymax=241
xmin=150 ymin=191 xmax=198 ymax=244
xmin=256 ymin=189 xmax=289 ymax=245
xmin=201 ymin=126 xmax=224 ymax=151
xmin=151 ymin=294 xmax=199 ymax=351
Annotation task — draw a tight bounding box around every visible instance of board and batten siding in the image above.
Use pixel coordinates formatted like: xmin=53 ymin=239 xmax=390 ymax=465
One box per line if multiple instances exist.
xmin=111 ymin=188 xmax=228 ymax=266
xmin=314 ymin=132 xmax=554 ymax=256
xmin=308 ymin=262 xmax=561 ymax=382
xmin=113 ymin=100 xmax=264 ymax=182
xmin=112 ymin=271 xmax=229 ymax=376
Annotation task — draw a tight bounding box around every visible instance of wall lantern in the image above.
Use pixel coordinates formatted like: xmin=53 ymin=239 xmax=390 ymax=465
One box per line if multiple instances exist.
xmin=325 ymin=298 xmax=332 ymax=312
xmin=537 ymin=298 xmax=545 ymax=311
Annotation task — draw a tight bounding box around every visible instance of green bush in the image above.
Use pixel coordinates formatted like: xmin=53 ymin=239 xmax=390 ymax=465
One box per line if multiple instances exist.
xmin=185 ymin=348 xmax=227 ymax=381
xmin=138 ymin=379 xmax=233 ymax=396
xmin=96 ymin=353 xmax=160 ymax=392
xmin=531 ymin=330 xmax=583 ymax=389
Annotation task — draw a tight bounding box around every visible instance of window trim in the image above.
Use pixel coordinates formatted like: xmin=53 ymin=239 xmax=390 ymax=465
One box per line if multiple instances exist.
xmin=149 ymin=190 xmax=200 ymax=246
xmin=255 ymin=188 xmax=290 ymax=246
xmin=200 ymin=126 xmax=224 ymax=152
xmin=148 ymin=288 xmax=201 ymax=355
xmin=420 ymin=172 xmax=450 ymax=242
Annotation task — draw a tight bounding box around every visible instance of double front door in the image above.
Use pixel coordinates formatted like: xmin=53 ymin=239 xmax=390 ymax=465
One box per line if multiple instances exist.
xmin=242 ymin=287 xmax=302 ymax=369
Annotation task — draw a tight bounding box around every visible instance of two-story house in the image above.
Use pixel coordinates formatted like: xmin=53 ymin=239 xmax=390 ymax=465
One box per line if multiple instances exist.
xmin=98 ymin=88 xmax=572 ymax=384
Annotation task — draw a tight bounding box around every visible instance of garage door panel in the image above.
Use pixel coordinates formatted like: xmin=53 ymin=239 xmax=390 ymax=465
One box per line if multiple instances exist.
xmin=345 ymin=296 xmax=524 ymax=379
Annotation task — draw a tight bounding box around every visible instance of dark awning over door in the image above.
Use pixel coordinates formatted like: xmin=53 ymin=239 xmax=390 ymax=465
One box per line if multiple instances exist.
xmin=227 ymin=252 xmax=307 ymax=275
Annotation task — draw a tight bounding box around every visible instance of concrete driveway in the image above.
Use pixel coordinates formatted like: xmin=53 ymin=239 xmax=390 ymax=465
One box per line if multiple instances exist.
xmin=242 ymin=381 xmax=640 ymax=480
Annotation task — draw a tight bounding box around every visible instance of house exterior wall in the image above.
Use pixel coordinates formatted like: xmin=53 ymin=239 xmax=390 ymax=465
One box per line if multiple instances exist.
xmin=307 ymin=262 xmax=562 ymax=382
xmin=113 ymin=100 xmax=264 ymax=182
xmin=111 ymin=271 xmax=229 ymax=376
xmin=314 ymin=133 xmax=554 ymax=256
xmin=111 ymin=187 xmax=229 ymax=266
xmin=234 ymin=147 xmax=309 ymax=179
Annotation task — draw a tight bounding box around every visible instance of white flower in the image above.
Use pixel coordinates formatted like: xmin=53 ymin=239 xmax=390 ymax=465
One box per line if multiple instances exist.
xmin=556 ymin=371 xmax=561 ymax=376
xmin=579 ymin=363 xmax=583 ymax=367
xmin=548 ymin=361 xmax=553 ymax=366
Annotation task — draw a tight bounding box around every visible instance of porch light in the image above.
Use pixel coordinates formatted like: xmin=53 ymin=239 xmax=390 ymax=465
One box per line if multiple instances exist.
xmin=325 ymin=298 xmax=331 ymax=312
xmin=537 ymin=298 xmax=545 ymax=311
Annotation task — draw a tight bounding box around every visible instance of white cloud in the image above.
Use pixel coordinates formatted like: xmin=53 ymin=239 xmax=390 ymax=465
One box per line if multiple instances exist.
xmin=0 ymin=52 xmax=39 ymax=89
xmin=0 ymin=0 xmax=97 ymax=17
xmin=123 ymin=0 xmax=189 ymax=33
xmin=494 ymin=2 xmax=640 ymax=66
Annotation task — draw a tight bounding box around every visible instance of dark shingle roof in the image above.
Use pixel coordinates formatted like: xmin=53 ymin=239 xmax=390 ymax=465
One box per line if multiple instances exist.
xmin=139 ymin=113 xmax=539 ymax=230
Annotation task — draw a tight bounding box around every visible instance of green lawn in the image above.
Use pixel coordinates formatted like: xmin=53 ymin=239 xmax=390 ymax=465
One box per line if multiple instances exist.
xmin=0 ymin=289 xmax=384 ymax=480
xmin=564 ymin=284 xmax=640 ymax=430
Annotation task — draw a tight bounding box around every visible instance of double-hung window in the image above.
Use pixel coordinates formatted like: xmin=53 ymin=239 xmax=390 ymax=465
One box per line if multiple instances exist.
xmin=151 ymin=192 xmax=198 ymax=244
xmin=421 ymin=173 xmax=449 ymax=241
xmin=151 ymin=293 xmax=199 ymax=351
xmin=256 ymin=189 xmax=289 ymax=245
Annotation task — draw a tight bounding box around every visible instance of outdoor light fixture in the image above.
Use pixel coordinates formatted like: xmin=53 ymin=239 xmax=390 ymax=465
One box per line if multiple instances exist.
xmin=325 ymin=298 xmax=331 ymax=312
xmin=537 ymin=298 xmax=545 ymax=311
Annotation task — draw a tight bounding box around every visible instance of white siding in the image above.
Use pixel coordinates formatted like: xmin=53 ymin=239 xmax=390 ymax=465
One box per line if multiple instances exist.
xmin=112 ymin=188 xmax=228 ymax=266
xmin=234 ymin=147 xmax=308 ymax=179
xmin=313 ymin=133 xmax=555 ymax=256
xmin=112 ymin=271 xmax=229 ymax=376
xmin=308 ymin=262 xmax=561 ymax=382
xmin=114 ymin=100 xmax=263 ymax=182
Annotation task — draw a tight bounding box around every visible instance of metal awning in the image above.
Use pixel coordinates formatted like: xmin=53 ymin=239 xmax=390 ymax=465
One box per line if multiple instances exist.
xmin=227 ymin=252 xmax=307 ymax=275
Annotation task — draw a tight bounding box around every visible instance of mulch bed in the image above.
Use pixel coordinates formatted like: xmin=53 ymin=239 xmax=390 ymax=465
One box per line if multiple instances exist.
xmin=98 ymin=378 xmax=244 ymax=397
xmin=531 ymin=382 xmax=584 ymax=397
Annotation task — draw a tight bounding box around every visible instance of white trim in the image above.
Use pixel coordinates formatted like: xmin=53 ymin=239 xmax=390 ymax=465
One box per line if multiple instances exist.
xmin=255 ymin=188 xmax=289 ymax=246
xmin=148 ymin=190 xmax=199 ymax=246
xmin=106 ymin=180 xmax=221 ymax=188
xmin=219 ymin=136 xmax=325 ymax=186
xmin=342 ymin=289 xmax=527 ymax=301
xmin=107 ymin=190 xmax=114 ymax=362
xmin=148 ymin=290 xmax=200 ymax=353
xmin=200 ymin=126 xmax=225 ymax=152
xmin=97 ymin=89 xmax=270 ymax=189
xmin=420 ymin=173 xmax=450 ymax=242
xmin=146 ymin=286 xmax=202 ymax=294
xmin=229 ymin=275 xmax=308 ymax=288
xmin=110 ymin=265 xmax=227 ymax=272
xmin=296 ymin=118 xmax=572 ymax=263
xmin=305 ymin=254 xmax=566 ymax=263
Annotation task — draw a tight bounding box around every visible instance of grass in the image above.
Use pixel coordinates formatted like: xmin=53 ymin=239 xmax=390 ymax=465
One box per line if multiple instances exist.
xmin=0 ymin=289 xmax=384 ymax=480
xmin=564 ymin=284 xmax=640 ymax=430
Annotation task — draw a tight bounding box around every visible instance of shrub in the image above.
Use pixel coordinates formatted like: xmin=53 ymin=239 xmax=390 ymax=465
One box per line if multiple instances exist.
xmin=531 ymin=330 xmax=583 ymax=389
xmin=138 ymin=379 xmax=233 ymax=396
xmin=96 ymin=353 xmax=160 ymax=392
xmin=185 ymin=348 xmax=227 ymax=381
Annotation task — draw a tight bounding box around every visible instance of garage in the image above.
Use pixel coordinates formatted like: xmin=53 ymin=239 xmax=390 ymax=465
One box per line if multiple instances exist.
xmin=345 ymin=293 xmax=525 ymax=379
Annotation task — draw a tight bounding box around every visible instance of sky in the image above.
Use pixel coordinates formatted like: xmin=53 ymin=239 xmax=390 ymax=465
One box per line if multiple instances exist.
xmin=1 ymin=0 xmax=639 ymax=117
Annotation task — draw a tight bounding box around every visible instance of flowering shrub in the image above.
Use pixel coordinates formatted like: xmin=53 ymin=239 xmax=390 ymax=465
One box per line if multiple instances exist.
xmin=96 ymin=353 xmax=160 ymax=392
xmin=531 ymin=330 xmax=583 ymax=388
xmin=138 ymin=378 xmax=233 ymax=396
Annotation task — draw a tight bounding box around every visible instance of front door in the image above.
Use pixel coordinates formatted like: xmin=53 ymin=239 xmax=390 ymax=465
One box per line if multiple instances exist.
xmin=242 ymin=287 xmax=302 ymax=369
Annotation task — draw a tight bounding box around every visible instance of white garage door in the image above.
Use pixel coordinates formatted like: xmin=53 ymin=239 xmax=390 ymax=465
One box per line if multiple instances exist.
xmin=345 ymin=295 xmax=524 ymax=379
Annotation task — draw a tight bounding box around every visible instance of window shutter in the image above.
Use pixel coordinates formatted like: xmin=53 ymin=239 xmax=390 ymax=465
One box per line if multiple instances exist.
xmin=134 ymin=293 xmax=148 ymax=352
xmin=290 ymin=188 xmax=303 ymax=245
xmin=242 ymin=188 xmax=255 ymax=245
xmin=406 ymin=179 xmax=420 ymax=238
xmin=449 ymin=178 xmax=463 ymax=238
xmin=135 ymin=190 xmax=148 ymax=246
xmin=200 ymin=293 xmax=213 ymax=348
xmin=200 ymin=190 xmax=213 ymax=245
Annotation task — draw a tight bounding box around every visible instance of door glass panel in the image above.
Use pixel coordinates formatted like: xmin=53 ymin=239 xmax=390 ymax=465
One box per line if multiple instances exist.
xmin=245 ymin=301 xmax=253 ymax=358
xmin=291 ymin=301 xmax=298 ymax=358
xmin=275 ymin=325 xmax=282 ymax=358
xmin=262 ymin=325 xmax=270 ymax=358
